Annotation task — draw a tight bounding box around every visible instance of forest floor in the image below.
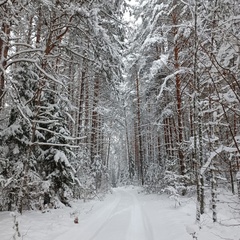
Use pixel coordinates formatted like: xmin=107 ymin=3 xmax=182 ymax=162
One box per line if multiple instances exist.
xmin=0 ymin=186 xmax=240 ymax=240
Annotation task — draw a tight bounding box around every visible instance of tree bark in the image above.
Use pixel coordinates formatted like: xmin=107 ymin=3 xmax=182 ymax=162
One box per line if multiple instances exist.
xmin=172 ymin=10 xmax=185 ymax=175
xmin=135 ymin=74 xmax=144 ymax=185
xmin=90 ymin=75 xmax=100 ymax=163
xmin=0 ymin=22 xmax=10 ymax=111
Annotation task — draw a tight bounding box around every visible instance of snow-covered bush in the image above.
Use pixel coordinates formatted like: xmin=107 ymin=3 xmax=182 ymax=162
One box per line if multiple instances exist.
xmin=144 ymin=162 xmax=195 ymax=197
xmin=162 ymin=171 xmax=194 ymax=196
xmin=91 ymin=155 xmax=110 ymax=193
xmin=144 ymin=163 xmax=164 ymax=194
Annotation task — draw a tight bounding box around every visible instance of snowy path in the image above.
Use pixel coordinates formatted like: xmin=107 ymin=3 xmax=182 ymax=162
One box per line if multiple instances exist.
xmin=53 ymin=187 xmax=193 ymax=240
xmin=2 ymin=186 xmax=239 ymax=240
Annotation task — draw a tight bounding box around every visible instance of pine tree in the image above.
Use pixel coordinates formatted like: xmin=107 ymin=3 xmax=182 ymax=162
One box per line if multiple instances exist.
xmin=0 ymin=63 xmax=38 ymax=211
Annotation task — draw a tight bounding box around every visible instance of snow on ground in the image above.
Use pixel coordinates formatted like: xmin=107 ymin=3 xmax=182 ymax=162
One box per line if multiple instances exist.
xmin=0 ymin=186 xmax=240 ymax=240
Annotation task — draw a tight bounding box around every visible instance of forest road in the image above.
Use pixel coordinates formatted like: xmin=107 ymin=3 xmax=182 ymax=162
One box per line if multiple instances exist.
xmin=54 ymin=187 xmax=155 ymax=240
xmin=54 ymin=187 xmax=193 ymax=240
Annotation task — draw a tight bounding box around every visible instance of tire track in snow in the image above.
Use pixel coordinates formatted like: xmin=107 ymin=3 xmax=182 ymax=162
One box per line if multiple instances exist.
xmin=82 ymin=188 xmax=154 ymax=240
xmin=54 ymin=189 xmax=122 ymax=240
xmin=54 ymin=188 xmax=154 ymax=240
xmin=88 ymin=189 xmax=131 ymax=240
xmin=88 ymin=188 xmax=154 ymax=240
xmin=80 ymin=189 xmax=124 ymax=240
xmin=126 ymin=191 xmax=154 ymax=240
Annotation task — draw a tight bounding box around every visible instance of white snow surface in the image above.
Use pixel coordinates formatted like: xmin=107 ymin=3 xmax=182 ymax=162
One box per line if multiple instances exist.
xmin=0 ymin=186 xmax=240 ymax=240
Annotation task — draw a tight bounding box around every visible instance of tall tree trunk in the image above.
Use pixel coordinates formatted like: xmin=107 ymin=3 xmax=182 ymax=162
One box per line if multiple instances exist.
xmin=172 ymin=11 xmax=185 ymax=175
xmin=134 ymin=120 xmax=140 ymax=179
xmin=17 ymin=156 xmax=30 ymax=214
xmin=84 ymin=74 xmax=89 ymax=145
xmin=35 ymin=7 xmax=42 ymax=46
xmin=124 ymin=106 xmax=133 ymax=178
xmin=78 ymin=65 xmax=86 ymax=142
xmin=192 ymin=0 xmax=204 ymax=221
xmin=135 ymin=74 xmax=144 ymax=185
xmin=0 ymin=23 xmax=10 ymax=111
xmin=90 ymin=76 xmax=100 ymax=163
xmin=210 ymin=165 xmax=217 ymax=222
xmin=27 ymin=15 xmax=33 ymax=45
xmin=157 ymin=136 xmax=162 ymax=166
xmin=164 ymin=118 xmax=170 ymax=156
xmin=106 ymin=134 xmax=111 ymax=169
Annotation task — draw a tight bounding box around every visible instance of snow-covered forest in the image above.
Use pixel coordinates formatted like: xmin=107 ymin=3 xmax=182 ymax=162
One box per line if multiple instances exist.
xmin=0 ymin=0 xmax=240 ymax=239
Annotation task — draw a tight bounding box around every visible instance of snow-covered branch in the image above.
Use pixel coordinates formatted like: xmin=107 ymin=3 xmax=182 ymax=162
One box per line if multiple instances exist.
xmin=0 ymin=0 xmax=7 ymax=6
xmin=201 ymin=145 xmax=239 ymax=175
xmin=36 ymin=126 xmax=86 ymax=141
xmin=31 ymin=142 xmax=81 ymax=148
